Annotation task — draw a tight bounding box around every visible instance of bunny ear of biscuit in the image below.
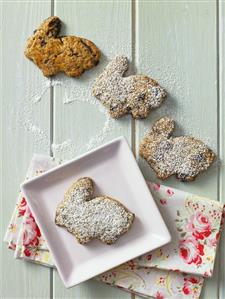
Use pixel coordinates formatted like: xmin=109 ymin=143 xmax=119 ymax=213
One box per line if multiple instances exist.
xmin=65 ymin=177 xmax=94 ymax=202
xmin=38 ymin=16 xmax=61 ymax=37
xmin=105 ymin=55 xmax=129 ymax=76
xmin=55 ymin=178 xmax=94 ymax=227
xmin=151 ymin=117 xmax=175 ymax=137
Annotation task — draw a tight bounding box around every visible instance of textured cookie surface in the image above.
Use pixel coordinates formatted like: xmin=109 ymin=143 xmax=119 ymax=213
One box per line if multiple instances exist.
xmin=55 ymin=177 xmax=134 ymax=244
xmin=24 ymin=16 xmax=100 ymax=77
xmin=92 ymin=55 xmax=166 ymax=119
xmin=139 ymin=117 xmax=215 ymax=182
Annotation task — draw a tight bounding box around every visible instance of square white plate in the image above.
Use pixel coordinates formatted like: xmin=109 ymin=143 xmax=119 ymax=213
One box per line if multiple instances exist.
xmin=21 ymin=137 xmax=171 ymax=288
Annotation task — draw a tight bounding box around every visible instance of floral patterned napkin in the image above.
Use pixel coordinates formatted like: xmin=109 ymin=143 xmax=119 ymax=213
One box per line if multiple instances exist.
xmin=14 ymin=203 xmax=55 ymax=266
xmin=4 ymin=154 xmax=224 ymax=299
xmin=96 ymin=264 xmax=204 ymax=299
xmin=4 ymin=154 xmax=58 ymax=251
xmin=136 ymin=182 xmax=224 ymax=277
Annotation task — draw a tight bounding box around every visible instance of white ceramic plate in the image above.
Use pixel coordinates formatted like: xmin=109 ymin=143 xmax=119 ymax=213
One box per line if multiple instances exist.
xmin=21 ymin=137 xmax=171 ymax=288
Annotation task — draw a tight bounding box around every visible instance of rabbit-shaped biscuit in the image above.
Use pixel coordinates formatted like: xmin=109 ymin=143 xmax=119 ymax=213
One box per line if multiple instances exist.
xmin=25 ymin=16 xmax=100 ymax=77
xmin=92 ymin=56 xmax=166 ymax=119
xmin=55 ymin=177 xmax=134 ymax=244
xmin=139 ymin=117 xmax=215 ymax=181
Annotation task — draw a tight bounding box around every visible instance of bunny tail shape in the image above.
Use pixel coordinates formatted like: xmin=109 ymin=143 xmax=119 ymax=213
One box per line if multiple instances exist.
xmin=139 ymin=117 xmax=216 ymax=182
xmin=92 ymin=55 xmax=166 ymax=119
xmin=55 ymin=177 xmax=134 ymax=245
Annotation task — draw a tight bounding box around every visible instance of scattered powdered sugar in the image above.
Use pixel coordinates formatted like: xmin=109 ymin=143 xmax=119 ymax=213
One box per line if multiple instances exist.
xmin=49 ymin=77 xmax=115 ymax=156
xmin=22 ymin=118 xmax=49 ymax=147
xmin=12 ymin=74 xmax=115 ymax=156
xmin=86 ymin=115 xmax=114 ymax=151
xmin=51 ymin=139 xmax=75 ymax=156
xmin=33 ymin=80 xmax=52 ymax=103
xmin=55 ymin=178 xmax=134 ymax=244
xmin=10 ymin=77 xmax=51 ymax=152
xmin=51 ymin=112 xmax=114 ymax=156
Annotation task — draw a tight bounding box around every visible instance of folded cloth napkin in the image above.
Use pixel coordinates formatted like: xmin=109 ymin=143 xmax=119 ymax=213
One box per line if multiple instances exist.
xmin=96 ymin=264 xmax=204 ymax=299
xmin=4 ymin=154 xmax=58 ymax=251
xmin=135 ymin=182 xmax=224 ymax=277
xmin=4 ymin=154 xmax=224 ymax=299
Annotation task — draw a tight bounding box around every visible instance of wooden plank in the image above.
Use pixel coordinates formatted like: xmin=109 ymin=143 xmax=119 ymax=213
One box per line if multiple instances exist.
xmin=53 ymin=0 xmax=132 ymax=298
xmin=135 ymin=1 xmax=218 ymax=299
xmin=219 ymin=1 xmax=225 ymax=298
xmin=1 ymin=2 xmax=52 ymax=298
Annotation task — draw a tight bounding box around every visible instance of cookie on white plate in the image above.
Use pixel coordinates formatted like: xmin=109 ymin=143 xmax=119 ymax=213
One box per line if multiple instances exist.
xmin=55 ymin=177 xmax=134 ymax=245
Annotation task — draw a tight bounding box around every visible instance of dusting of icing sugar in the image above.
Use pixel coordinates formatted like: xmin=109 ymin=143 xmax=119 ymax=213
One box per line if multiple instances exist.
xmin=51 ymin=139 xmax=75 ymax=156
xmin=13 ymin=75 xmax=115 ymax=157
xmin=10 ymin=77 xmax=51 ymax=152
xmin=33 ymin=79 xmax=71 ymax=104
xmin=55 ymin=177 xmax=134 ymax=244
xmin=23 ymin=119 xmax=49 ymax=145
xmin=51 ymin=111 xmax=115 ymax=156
xmin=86 ymin=114 xmax=114 ymax=151
xmin=92 ymin=55 xmax=166 ymax=119
xmin=33 ymin=80 xmax=51 ymax=103
xmin=48 ymin=77 xmax=115 ymax=157
xmin=140 ymin=117 xmax=215 ymax=181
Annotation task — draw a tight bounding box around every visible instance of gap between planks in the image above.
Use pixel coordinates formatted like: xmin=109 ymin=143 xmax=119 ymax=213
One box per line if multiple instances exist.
xmin=49 ymin=1 xmax=54 ymax=299
xmin=217 ymin=0 xmax=225 ymax=299
xmin=131 ymin=0 xmax=137 ymax=159
xmin=130 ymin=1 xmax=137 ymax=299
xmin=216 ymin=0 xmax=221 ymax=298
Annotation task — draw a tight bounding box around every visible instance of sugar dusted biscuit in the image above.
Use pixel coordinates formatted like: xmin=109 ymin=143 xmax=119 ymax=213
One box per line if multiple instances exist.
xmin=92 ymin=55 xmax=166 ymax=119
xmin=139 ymin=117 xmax=215 ymax=182
xmin=24 ymin=16 xmax=100 ymax=77
xmin=55 ymin=177 xmax=134 ymax=245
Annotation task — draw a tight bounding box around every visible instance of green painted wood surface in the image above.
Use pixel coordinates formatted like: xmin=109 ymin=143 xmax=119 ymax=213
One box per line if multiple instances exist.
xmin=1 ymin=1 xmax=224 ymax=299
xmin=1 ymin=1 xmax=52 ymax=298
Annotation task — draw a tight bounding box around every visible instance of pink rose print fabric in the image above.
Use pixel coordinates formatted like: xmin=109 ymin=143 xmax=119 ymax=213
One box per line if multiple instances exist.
xmin=187 ymin=211 xmax=211 ymax=240
xmin=18 ymin=197 xmax=27 ymax=216
xmin=137 ymin=182 xmax=225 ymax=277
xmin=4 ymin=154 xmax=57 ymax=265
xmin=182 ymin=276 xmax=203 ymax=297
xmin=179 ymin=238 xmax=204 ymax=265
xmin=4 ymin=154 xmax=58 ymax=250
xmin=4 ymin=194 xmax=29 ymax=251
xmin=22 ymin=206 xmax=41 ymax=257
xmin=14 ymin=202 xmax=54 ymax=265
xmin=97 ymin=264 xmax=204 ymax=299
